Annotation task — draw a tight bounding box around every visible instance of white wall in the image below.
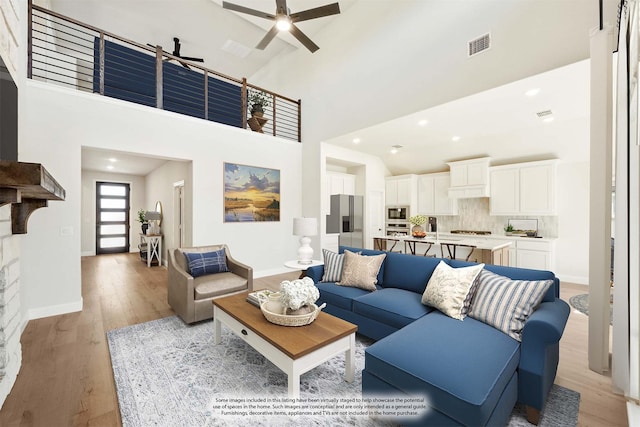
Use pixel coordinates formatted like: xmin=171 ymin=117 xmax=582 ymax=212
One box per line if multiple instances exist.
xmin=556 ymin=161 xmax=590 ymax=285
xmin=145 ymin=160 xmax=191 ymax=261
xmin=80 ymin=170 xmax=146 ymax=256
xmin=21 ymin=81 xmax=304 ymax=316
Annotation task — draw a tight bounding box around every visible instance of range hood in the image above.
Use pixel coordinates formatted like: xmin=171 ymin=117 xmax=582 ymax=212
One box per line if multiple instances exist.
xmin=0 ymin=161 xmax=66 ymax=234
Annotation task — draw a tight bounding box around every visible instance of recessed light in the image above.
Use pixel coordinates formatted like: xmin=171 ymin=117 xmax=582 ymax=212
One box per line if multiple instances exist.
xmin=543 ymin=116 xmax=555 ymax=123
xmin=352 ymin=138 xmax=361 ymax=144
xmin=418 ymin=119 xmax=428 ymax=127
xmin=525 ymin=88 xmax=540 ymax=97
xmin=390 ymin=148 xmax=398 ymax=154
xmin=106 ymin=165 xmax=114 ymax=170
xmin=108 ymin=158 xmax=117 ymax=162
xmin=452 ymin=136 xmax=461 ymax=142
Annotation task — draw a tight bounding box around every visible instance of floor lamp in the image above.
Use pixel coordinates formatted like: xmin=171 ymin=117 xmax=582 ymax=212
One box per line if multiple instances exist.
xmin=293 ymin=217 xmax=318 ymax=265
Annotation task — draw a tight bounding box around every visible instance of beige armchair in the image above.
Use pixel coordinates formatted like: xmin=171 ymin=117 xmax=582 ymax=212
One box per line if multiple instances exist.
xmin=168 ymin=244 xmax=253 ymax=323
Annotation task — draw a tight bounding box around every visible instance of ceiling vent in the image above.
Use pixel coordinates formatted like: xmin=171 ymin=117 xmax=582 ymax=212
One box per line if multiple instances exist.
xmin=536 ymin=109 xmax=553 ymax=118
xmin=468 ymin=33 xmax=491 ymax=57
xmin=221 ymin=39 xmax=251 ymax=58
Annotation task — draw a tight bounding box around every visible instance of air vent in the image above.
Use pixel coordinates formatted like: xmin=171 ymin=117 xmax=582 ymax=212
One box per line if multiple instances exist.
xmin=536 ymin=110 xmax=553 ymax=118
xmin=222 ymin=39 xmax=251 ymax=58
xmin=468 ymin=33 xmax=491 ymax=57
xmin=392 ymin=144 xmax=403 ymax=149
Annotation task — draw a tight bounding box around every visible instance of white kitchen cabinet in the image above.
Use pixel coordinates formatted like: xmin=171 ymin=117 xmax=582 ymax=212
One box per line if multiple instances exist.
xmin=325 ymin=172 xmax=356 ymax=214
xmin=489 ymin=167 xmax=519 ymax=215
xmin=489 ymin=160 xmax=557 ymax=215
xmin=447 ymin=157 xmax=491 ymax=198
xmin=520 ymin=162 xmax=556 ymax=214
xmin=514 ymin=239 xmax=556 ymax=271
xmin=417 ymin=173 xmax=457 ymax=215
xmin=385 ymin=175 xmax=416 ymax=206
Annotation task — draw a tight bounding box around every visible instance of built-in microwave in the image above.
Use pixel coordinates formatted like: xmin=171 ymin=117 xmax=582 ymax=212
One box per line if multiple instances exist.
xmin=386 ymin=206 xmax=409 ymax=221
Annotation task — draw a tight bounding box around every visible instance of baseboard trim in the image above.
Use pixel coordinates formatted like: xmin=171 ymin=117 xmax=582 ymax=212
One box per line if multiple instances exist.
xmin=558 ymin=275 xmax=589 ymax=285
xmin=28 ymin=298 xmax=83 ymax=320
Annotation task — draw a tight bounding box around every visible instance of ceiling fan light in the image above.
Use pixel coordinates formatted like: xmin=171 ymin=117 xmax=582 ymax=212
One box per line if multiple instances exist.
xmin=276 ymin=16 xmax=291 ymax=31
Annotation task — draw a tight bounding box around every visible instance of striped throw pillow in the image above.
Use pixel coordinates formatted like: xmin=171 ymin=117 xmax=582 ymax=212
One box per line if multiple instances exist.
xmin=321 ymin=249 xmax=345 ymax=282
xmin=468 ymin=269 xmax=553 ymax=342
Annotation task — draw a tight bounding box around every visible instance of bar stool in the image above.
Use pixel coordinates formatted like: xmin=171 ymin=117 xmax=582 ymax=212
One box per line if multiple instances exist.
xmin=440 ymin=243 xmax=477 ymax=262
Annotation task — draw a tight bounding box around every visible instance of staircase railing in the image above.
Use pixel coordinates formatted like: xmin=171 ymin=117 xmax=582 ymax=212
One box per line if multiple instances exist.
xmin=27 ymin=2 xmax=301 ymax=142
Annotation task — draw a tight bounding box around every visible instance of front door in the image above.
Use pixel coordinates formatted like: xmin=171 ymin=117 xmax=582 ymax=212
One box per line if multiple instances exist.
xmin=96 ymin=181 xmax=130 ymax=254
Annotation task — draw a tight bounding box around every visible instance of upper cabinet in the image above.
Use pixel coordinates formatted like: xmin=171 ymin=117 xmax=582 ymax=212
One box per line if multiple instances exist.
xmin=417 ymin=172 xmax=458 ymax=215
xmin=447 ymin=157 xmax=491 ymax=199
xmin=324 ymin=171 xmax=356 ymax=215
xmin=328 ymin=171 xmax=355 ymax=196
xmin=385 ymin=175 xmax=417 ymax=207
xmin=489 ymin=160 xmax=557 ymax=215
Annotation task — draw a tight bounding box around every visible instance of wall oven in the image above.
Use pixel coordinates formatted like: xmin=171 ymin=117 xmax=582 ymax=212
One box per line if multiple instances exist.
xmin=386 ymin=206 xmax=410 ymax=222
xmin=386 ymin=222 xmax=410 ymax=236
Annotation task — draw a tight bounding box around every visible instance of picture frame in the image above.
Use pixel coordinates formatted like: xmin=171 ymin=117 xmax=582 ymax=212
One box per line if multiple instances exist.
xmin=223 ymin=162 xmax=280 ymax=222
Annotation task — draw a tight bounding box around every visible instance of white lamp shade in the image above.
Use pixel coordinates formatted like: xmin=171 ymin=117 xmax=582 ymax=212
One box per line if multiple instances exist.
xmin=293 ymin=217 xmax=318 ymax=237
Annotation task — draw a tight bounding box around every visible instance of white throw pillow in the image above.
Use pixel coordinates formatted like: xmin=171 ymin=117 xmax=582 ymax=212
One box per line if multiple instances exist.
xmin=468 ymin=269 xmax=553 ymax=341
xmin=421 ymin=261 xmax=484 ymax=320
xmin=337 ymin=250 xmax=386 ymax=291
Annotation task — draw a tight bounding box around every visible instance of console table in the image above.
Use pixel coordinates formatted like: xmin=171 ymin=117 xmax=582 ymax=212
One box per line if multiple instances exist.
xmin=139 ymin=234 xmax=162 ymax=267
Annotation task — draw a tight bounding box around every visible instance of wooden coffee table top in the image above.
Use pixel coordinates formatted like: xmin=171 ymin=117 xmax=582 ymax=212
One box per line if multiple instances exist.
xmin=213 ymin=292 xmax=357 ymax=359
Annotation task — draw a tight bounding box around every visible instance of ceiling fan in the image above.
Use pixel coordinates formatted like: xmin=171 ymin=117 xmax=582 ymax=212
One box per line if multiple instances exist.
xmin=147 ymin=37 xmax=204 ymax=69
xmin=222 ymin=0 xmax=340 ymax=53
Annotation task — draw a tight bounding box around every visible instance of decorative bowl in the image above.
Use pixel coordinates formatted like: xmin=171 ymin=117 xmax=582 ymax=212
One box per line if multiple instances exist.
xmin=260 ymin=302 xmax=327 ymax=327
xmin=412 ymin=231 xmax=427 ymax=238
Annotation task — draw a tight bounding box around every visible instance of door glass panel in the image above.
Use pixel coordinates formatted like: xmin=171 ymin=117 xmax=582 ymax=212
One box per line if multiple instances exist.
xmin=100 ymin=237 xmax=126 ymax=248
xmin=100 ymin=211 xmax=126 ymax=222
xmin=100 ymin=185 xmax=127 ymax=196
xmin=100 ymin=198 xmax=126 ymax=209
xmin=100 ymin=224 xmax=125 ymax=235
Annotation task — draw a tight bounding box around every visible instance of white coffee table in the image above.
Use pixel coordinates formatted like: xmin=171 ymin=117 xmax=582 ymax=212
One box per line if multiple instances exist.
xmin=212 ymin=292 xmax=356 ymax=398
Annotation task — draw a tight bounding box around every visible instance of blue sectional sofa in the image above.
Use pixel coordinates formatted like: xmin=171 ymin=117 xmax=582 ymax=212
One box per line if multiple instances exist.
xmin=305 ymin=246 xmax=570 ymax=427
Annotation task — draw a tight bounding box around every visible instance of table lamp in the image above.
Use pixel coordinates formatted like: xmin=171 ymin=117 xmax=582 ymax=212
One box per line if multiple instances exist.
xmin=293 ymin=217 xmax=318 ymax=265
xmin=144 ymin=211 xmax=161 ymax=234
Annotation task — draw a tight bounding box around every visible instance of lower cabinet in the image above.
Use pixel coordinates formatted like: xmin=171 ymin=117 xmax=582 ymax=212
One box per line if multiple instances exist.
xmin=513 ymin=239 xmax=556 ymax=271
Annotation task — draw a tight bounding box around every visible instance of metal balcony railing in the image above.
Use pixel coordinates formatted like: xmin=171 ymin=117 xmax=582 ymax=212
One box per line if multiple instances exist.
xmin=27 ymin=2 xmax=301 ymax=142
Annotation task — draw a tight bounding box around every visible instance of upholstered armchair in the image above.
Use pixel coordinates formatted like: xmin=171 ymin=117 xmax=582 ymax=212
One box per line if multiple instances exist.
xmin=168 ymin=244 xmax=253 ymax=323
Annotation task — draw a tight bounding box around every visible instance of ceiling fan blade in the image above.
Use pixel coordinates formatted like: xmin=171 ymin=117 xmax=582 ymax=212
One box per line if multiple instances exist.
xmin=222 ymin=1 xmax=275 ymax=20
xmin=275 ymin=0 xmax=288 ymax=15
xmin=256 ymin=25 xmax=280 ymax=50
xmin=179 ymin=56 xmax=204 ymax=62
xmin=290 ymin=3 xmax=340 ymax=23
xmin=289 ymin=23 xmax=319 ymax=53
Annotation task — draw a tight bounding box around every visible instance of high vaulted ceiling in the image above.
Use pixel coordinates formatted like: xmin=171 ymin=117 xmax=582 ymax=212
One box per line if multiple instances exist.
xmin=47 ymin=0 xmax=619 ymax=175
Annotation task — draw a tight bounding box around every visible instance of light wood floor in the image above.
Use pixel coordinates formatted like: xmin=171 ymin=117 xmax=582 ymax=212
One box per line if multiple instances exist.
xmin=0 ymin=253 xmax=628 ymax=426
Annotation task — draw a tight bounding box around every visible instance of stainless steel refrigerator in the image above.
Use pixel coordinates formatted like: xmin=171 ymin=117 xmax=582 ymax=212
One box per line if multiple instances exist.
xmin=326 ymin=194 xmax=364 ymax=248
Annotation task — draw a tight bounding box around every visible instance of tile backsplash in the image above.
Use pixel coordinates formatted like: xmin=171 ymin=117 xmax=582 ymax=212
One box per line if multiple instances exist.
xmin=433 ymin=198 xmax=558 ymax=238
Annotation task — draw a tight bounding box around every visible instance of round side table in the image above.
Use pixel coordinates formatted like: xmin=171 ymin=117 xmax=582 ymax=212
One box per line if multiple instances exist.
xmin=284 ymin=260 xmax=323 ymax=279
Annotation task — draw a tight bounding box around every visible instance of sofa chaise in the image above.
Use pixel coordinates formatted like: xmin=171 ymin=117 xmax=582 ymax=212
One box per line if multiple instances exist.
xmin=306 ymin=246 xmax=570 ymax=426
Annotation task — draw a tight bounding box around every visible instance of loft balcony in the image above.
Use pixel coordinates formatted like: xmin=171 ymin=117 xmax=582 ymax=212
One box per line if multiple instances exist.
xmin=27 ymin=3 xmax=301 ymax=142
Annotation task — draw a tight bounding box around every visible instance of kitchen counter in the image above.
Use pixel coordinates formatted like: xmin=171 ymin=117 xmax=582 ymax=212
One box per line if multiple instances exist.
xmin=373 ymin=235 xmax=512 ymax=265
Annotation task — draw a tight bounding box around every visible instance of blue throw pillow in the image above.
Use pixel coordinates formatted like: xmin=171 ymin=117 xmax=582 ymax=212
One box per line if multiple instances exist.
xmin=184 ymin=249 xmax=229 ymax=278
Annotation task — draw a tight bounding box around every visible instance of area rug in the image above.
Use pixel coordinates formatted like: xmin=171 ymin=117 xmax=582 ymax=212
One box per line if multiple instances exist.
xmin=107 ymin=316 xmax=580 ymax=427
xmin=569 ymin=293 xmax=613 ymax=325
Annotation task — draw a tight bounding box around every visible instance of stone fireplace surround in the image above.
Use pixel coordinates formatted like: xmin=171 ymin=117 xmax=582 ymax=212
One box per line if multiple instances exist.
xmin=0 ymin=204 xmax=22 ymax=407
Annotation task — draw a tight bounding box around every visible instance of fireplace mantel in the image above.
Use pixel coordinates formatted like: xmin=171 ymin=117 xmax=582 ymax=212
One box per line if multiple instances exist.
xmin=0 ymin=161 xmax=66 ymax=234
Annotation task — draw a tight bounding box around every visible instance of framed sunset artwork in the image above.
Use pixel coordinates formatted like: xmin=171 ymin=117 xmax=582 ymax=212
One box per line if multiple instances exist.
xmin=223 ymin=162 xmax=280 ymax=222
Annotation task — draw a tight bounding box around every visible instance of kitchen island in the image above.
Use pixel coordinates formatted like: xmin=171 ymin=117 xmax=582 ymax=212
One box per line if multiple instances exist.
xmin=373 ymin=234 xmax=513 ymax=266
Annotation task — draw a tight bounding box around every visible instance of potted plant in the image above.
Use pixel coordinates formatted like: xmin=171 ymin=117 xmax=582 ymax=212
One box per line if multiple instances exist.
xmin=409 ymin=214 xmax=427 ymax=236
xmin=504 ymin=224 xmax=514 ymax=235
xmin=247 ymin=88 xmax=271 ymax=117
xmin=137 ymin=209 xmax=149 ymax=234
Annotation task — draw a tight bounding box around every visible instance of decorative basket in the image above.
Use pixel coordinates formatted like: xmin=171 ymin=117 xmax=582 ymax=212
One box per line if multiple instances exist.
xmin=260 ymin=302 xmax=327 ymax=327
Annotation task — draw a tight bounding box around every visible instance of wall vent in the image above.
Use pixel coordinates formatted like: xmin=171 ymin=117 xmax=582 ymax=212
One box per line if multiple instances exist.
xmin=536 ymin=109 xmax=553 ymax=118
xmin=468 ymin=33 xmax=491 ymax=57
